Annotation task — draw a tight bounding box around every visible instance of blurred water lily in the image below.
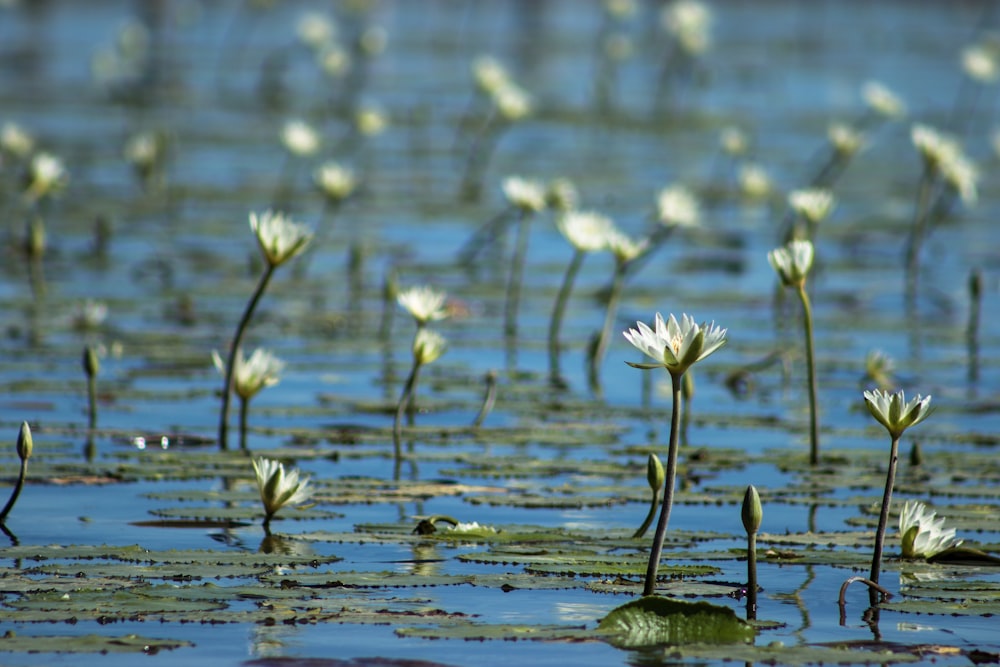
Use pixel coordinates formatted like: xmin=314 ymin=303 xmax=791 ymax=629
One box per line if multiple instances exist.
xmin=788 ymin=188 xmax=835 ymax=225
xmin=397 ymin=286 xmax=449 ymax=325
xmin=502 ymin=176 xmax=547 ymax=213
xmin=862 ymin=80 xmax=906 ymax=119
xmin=899 ymin=500 xmax=962 ymax=559
xmin=624 ymin=312 xmax=727 ymax=376
xmin=213 ymin=348 xmax=284 ymax=400
xmin=864 ymin=388 xmax=932 ymax=439
xmin=25 ymin=151 xmax=68 ymax=201
xmin=656 ymin=184 xmax=700 ymax=227
xmin=250 ymin=210 xmax=314 ymax=268
xmin=252 ymin=457 xmax=312 ymax=527
xmin=281 ymin=119 xmax=320 ymax=157
xmin=314 ymin=162 xmax=358 ymax=203
xmin=412 ymin=327 xmax=447 ymax=365
xmin=768 ymin=239 xmax=814 ymax=287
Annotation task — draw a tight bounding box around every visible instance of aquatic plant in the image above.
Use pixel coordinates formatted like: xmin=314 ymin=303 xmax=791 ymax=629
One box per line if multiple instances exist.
xmin=768 ymin=239 xmax=819 ymax=465
xmin=217 ymin=210 xmax=312 ymax=450
xmin=393 ymin=327 xmax=447 ymax=461
xmin=863 ymin=388 xmax=932 ymax=604
xmin=898 ymin=500 xmax=962 ymax=559
xmin=82 ymin=346 xmax=100 ymax=430
xmin=741 ymin=484 xmax=762 ymax=620
xmin=623 ymin=312 xmax=727 ymax=596
xmin=252 ymin=456 xmax=312 ymax=531
xmin=213 ymin=347 xmax=285 ymax=451
xmin=397 ymin=285 xmax=449 ymax=328
xmin=633 ymin=453 xmax=665 ymax=539
xmin=0 ymin=422 xmax=32 ymax=525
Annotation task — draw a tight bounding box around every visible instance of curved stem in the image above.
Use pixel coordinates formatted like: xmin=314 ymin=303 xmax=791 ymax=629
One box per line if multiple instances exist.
xmin=633 ymin=487 xmax=661 ymax=539
xmin=472 ymin=370 xmax=498 ymax=428
xmin=903 ymin=167 xmax=936 ymax=304
xmin=503 ymin=209 xmax=531 ymax=340
xmin=589 ymin=262 xmax=627 ymax=395
xmin=796 ymin=283 xmax=819 ymax=465
xmin=0 ymin=459 xmax=28 ymax=524
xmin=868 ymin=435 xmax=900 ymax=606
xmin=548 ymin=249 xmax=585 ymax=385
xmin=393 ymin=358 xmax=423 ymax=462
xmin=642 ymin=371 xmax=683 ymax=596
xmin=218 ymin=263 xmax=276 ymax=450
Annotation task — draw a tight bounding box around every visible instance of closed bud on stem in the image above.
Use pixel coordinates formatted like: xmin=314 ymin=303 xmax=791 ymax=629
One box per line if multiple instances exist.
xmin=646 ymin=453 xmax=665 ymax=492
xmin=741 ymin=484 xmax=762 ymax=535
xmin=16 ymin=421 xmax=32 ymax=461
xmin=83 ymin=346 xmax=100 ymax=379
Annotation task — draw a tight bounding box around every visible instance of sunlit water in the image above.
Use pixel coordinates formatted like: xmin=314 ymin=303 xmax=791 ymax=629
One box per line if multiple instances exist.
xmin=1 ymin=1 xmax=999 ymax=665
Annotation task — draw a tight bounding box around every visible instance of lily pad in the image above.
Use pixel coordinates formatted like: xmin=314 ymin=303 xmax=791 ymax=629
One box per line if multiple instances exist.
xmin=597 ymin=596 xmax=755 ymax=648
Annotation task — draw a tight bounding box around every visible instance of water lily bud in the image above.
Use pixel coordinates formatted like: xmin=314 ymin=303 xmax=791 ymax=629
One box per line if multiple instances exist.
xmin=646 ymin=453 xmax=665 ymax=491
xmin=741 ymin=484 xmax=762 ymax=535
xmin=16 ymin=421 xmax=32 ymax=461
xmin=83 ymin=346 xmax=100 ymax=379
xmin=909 ymin=441 xmax=923 ymax=467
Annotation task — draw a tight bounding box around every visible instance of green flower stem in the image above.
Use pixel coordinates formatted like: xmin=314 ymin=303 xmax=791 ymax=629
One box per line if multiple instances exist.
xmin=868 ymin=434 xmax=900 ymax=606
xmin=795 ymin=282 xmax=819 ymax=465
xmin=503 ymin=209 xmax=531 ymax=341
xmin=393 ymin=358 xmax=424 ymax=462
xmin=472 ymin=370 xmax=498 ymax=428
xmin=903 ymin=166 xmax=936 ymax=302
xmin=589 ymin=262 xmax=627 ymax=394
xmin=548 ymin=248 xmax=585 ymax=386
xmin=633 ymin=485 xmax=661 ymax=539
xmin=746 ymin=531 xmax=758 ymax=620
xmin=218 ymin=262 xmax=276 ymax=451
xmin=0 ymin=458 xmax=28 ymax=524
xmin=643 ymin=371 xmax=683 ymax=597
xmin=238 ymin=396 xmax=250 ymax=451
xmin=86 ymin=375 xmax=97 ymax=430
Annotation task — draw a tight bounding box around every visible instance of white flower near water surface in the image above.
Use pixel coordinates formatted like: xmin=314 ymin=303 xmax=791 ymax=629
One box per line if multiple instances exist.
xmin=252 ymin=457 xmax=312 ymax=522
xmin=212 ymin=348 xmax=284 ymax=400
xmin=898 ymin=500 xmax=962 ymax=559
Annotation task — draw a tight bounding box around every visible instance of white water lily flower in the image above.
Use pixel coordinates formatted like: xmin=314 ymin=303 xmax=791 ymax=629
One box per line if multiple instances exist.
xmin=493 ymin=82 xmax=532 ymax=121
xmin=768 ymin=239 xmax=814 ymax=287
xmin=863 ymin=388 xmax=932 ymax=439
xmin=397 ymin=286 xmax=449 ymax=325
xmin=25 ymin=151 xmax=68 ymax=200
xmin=213 ymin=348 xmax=284 ymax=400
xmin=1 ymin=122 xmax=34 ymax=158
xmin=472 ymin=55 xmax=510 ymax=96
xmin=447 ymin=521 xmax=497 ymax=534
xmin=412 ymin=328 xmax=447 ymax=365
xmin=281 ymin=119 xmax=320 ymax=157
xmin=624 ymin=312 xmax=727 ymax=376
xmin=252 ymin=457 xmax=312 ymax=521
xmin=502 ymin=176 xmax=547 ymax=213
xmin=546 ymin=177 xmax=579 ymax=212
xmin=314 ymin=162 xmax=358 ymax=202
xmin=961 ymin=44 xmax=998 ymax=83
xmin=662 ymin=0 xmax=711 ymax=55
xmin=827 ymin=122 xmax=865 ymax=156
xmin=656 ymin=184 xmax=700 ymax=227
xmin=605 ymin=228 xmax=648 ymax=264
xmin=738 ymin=163 xmax=772 ymax=199
xmin=862 ymin=80 xmax=906 ymax=119
xmin=355 ymin=105 xmax=388 ymax=137
xmin=296 ymin=12 xmax=335 ymax=50
xmin=250 ymin=210 xmax=313 ymax=267
xmin=910 ymin=124 xmax=978 ymax=205
xmin=719 ymin=126 xmax=748 ymax=157
xmin=556 ymin=210 xmax=613 ymax=253
xmin=788 ymin=188 xmax=834 ymax=225
xmin=898 ymin=500 xmax=962 ymax=559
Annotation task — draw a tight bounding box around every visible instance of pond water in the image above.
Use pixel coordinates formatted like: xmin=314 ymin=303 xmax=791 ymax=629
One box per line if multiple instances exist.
xmin=1 ymin=0 xmax=1000 ymax=665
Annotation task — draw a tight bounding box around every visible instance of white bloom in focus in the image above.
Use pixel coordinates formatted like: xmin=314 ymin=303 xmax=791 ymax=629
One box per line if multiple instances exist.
xmin=623 ymin=312 xmax=727 ymax=376
xmin=862 ymin=80 xmax=906 ymax=119
xmin=281 ymin=119 xmax=320 ymax=157
xmin=788 ymin=188 xmax=835 ymax=225
xmin=557 ymin=210 xmax=613 ymax=253
xmin=213 ymin=348 xmax=284 ymax=400
xmin=502 ymin=176 xmax=547 ymax=213
xmin=412 ymin=328 xmax=447 ymax=365
xmin=314 ymin=162 xmax=358 ymax=202
xmin=863 ymin=388 xmax=932 ymax=439
xmin=656 ymin=184 xmax=700 ymax=227
xmin=397 ymin=286 xmax=449 ymax=325
xmin=768 ymin=239 xmax=814 ymax=287
xmin=252 ymin=457 xmax=312 ymax=520
xmin=898 ymin=500 xmax=962 ymax=559
xmin=250 ymin=210 xmax=313 ymax=267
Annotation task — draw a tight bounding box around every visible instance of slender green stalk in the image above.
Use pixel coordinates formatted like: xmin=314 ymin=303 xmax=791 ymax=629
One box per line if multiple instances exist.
xmin=746 ymin=531 xmax=758 ymax=620
xmin=548 ymin=248 xmax=585 ymax=386
xmin=589 ymin=263 xmax=627 ymax=395
xmin=903 ymin=167 xmax=936 ymax=303
xmin=0 ymin=459 xmax=27 ymax=524
xmin=218 ymin=263 xmax=276 ymax=450
xmin=868 ymin=435 xmax=900 ymax=606
xmin=472 ymin=370 xmax=498 ymax=428
xmin=503 ymin=209 xmax=531 ymax=340
xmin=239 ymin=396 xmax=250 ymax=451
xmin=633 ymin=486 xmax=661 ymax=539
xmin=393 ymin=359 xmax=423 ymax=462
xmin=795 ymin=283 xmax=819 ymax=465
xmin=86 ymin=376 xmax=97 ymax=430
xmin=642 ymin=372 xmax=683 ymax=596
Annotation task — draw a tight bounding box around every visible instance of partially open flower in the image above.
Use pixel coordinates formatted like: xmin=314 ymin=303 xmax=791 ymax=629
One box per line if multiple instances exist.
xmin=314 ymin=162 xmax=358 ymax=203
xmin=25 ymin=152 xmax=68 ymax=201
xmin=862 ymin=80 xmax=906 ymax=119
xmin=250 ymin=210 xmax=313 ymax=267
xmin=412 ymin=328 xmax=447 ymax=365
xmin=1 ymin=122 xmax=34 ymax=159
xmin=768 ymin=239 xmax=814 ymax=288
xmin=605 ymin=228 xmax=648 ymax=265
xmin=556 ymin=210 xmax=613 ymax=253
xmin=502 ymin=176 xmax=546 ymax=213
xmin=788 ymin=188 xmax=834 ymax=225
xmin=827 ymin=122 xmax=865 ymax=157
xmin=281 ymin=119 xmax=321 ymax=157
xmin=397 ymin=286 xmax=449 ymax=325
xmin=898 ymin=500 xmax=962 ymax=559
xmin=624 ymin=312 xmax=727 ymax=376
xmin=662 ymin=0 xmax=712 ymax=56
xmin=252 ymin=457 xmax=312 ymax=522
xmin=213 ymin=348 xmax=284 ymax=400
xmin=863 ymin=388 xmax=932 ymax=439
xmin=656 ymin=184 xmax=700 ymax=228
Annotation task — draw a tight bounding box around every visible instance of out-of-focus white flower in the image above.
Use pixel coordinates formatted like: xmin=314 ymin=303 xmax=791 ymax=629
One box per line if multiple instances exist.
xmin=1 ymin=122 xmax=34 ymax=158
xmin=738 ymin=163 xmax=772 ymax=199
xmin=911 ymin=124 xmax=978 ymax=205
xmin=719 ymin=126 xmax=748 ymax=157
xmin=864 ymin=349 xmax=895 ymax=389
xmin=412 ymin=328 xmax=447 ymax=365
xmin=546 ymin=177 xmax=579 ymax=212
xmin=213 ymin=348 xmax=284 ymax=400
xmin=355 ymin=105 xmax=388 ymax=137
xmin=281 ymin=119 xmax=320 ymax=157
xmin=297 ymin=11 xmax=335 ymax=50
xmin=25 ymin=152 xmax=68 ymax=201
xmin=656 ymin=184 xmax=700 ymax=227
xmin=318 ymin=44 xmax=351 ymax=78
xmin=898 ymin=500 xmax=962 ymax=559
xmin=605 ymin=228 xmax=647 ymax=264
xmin=72 ymin=299 xmax=109 ymax=330
xmin=862 ymin=81 xmax=906 ymax=119
xmin=447 ymin=521 xmax=497 ymax=534
xmin=124 ymin=131 xmax=164 ymax=173
xmin=556 ymin=210 xmax=613 ymax=253
xmin=962 ymin=44 xmax=999 ymax=83
xmin=788 ymin=188 xmax=835 ymax=225
xmin=604 ymin=0 xmax=637 ymax=20
xmin=472 ymin=56 xmax=510 ymax=96
xmin=252 ymin=457 xmax=312 ymax=522
xmin=397 ymin=286 xmax=449 ymax=325
xmin=661 ymin=0 xmax=711 ymax=55
xmin=827 ymin=122 xmax=865 ymax=157
xmin=314 ymin=162 xmax=358 ymax=202
xmin=768 ymin=239 xmax=814 ymax=287
xmin=502 ymin=176 xmax=547 ymax=213
xmin=493 ymin=82 xmax=532 ymax=121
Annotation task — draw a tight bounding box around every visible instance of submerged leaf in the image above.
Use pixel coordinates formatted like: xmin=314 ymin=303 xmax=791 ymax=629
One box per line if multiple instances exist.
xmin=597 ymin=596 xmax=755 ymax=649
